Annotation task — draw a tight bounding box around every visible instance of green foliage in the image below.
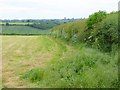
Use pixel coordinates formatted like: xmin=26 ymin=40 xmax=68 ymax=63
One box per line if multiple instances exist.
xmin=22 ymin=44 xmax=118 ymax=88
xmin=51 ymin=11 xmax=118 ymax=52
xmin=51 ymin=20 xmax=87 ymax=43
xmin=85 ymin=11 xmax=107 ymax=46
xmin=6 ymin=22 xmax=9 ymax=26
xmin=86 ymin=11 xmax=107 ymax=29
xmin=86 ymin=12 xmax=118 ymax=52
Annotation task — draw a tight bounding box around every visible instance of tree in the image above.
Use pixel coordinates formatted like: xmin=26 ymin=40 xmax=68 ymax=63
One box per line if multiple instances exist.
xmin=6 ymin=22 xmax=9 ymax=26
xmin=27 ymin=20 xmax=30 ymax=25
xmin=85 ymin=11 xmax=107 ymax=45
xmin=87 ymin=11 xmax=107 ymax=29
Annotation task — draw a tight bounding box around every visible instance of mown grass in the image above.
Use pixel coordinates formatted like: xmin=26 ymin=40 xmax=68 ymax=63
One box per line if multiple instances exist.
xmin=1 ymin=26 xmax=50 ymax=35
xmin=0 ymin=80 xmax=2 ymax=89
xmin=2 ymin=36 xmax=66 ymax=88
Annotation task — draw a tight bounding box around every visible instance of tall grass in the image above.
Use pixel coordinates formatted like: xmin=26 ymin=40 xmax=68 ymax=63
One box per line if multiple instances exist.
xmin=21 ymin=43 xmax=118 ymax=88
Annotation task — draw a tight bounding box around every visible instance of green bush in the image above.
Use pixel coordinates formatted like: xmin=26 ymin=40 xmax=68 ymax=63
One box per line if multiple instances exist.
xmin=85 ymin=11 xmax=107 ymax=45
xmin=87 ymin=11 xmax=107 ymax=29
xmin=89 ymin=12 xmax=118 ymax=52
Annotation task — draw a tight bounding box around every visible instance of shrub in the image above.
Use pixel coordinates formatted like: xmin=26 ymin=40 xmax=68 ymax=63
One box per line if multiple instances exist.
xmin=85 ymin=11 xmax=107 ymax=45
xmin=91 ymin=12 xmax=118 ymax=52
xmin=86 ymin=10 xmax=107 ymax=29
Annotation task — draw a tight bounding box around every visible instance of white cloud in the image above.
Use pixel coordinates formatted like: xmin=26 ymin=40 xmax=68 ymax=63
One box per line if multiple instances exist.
xmin=0 ymin=0 xmax=119 ymax=19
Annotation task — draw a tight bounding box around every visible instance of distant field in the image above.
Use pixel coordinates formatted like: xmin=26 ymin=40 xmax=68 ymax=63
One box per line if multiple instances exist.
xmin=1 ymin=26 xmax=50 ymax=35
xmin=1 ymin=22 xmax=33 ymax=25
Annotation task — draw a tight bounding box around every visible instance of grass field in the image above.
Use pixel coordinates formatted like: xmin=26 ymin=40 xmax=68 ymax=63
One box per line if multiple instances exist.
xmin=2 ymin=36 xmax=66 ymax=88
xmin=1 ymin=26 xmax=50 ymax=35
xmin=2 ymin=35 xmax=118 ymax=88
xmin=1 ymin=22 xmax=33 ymax=25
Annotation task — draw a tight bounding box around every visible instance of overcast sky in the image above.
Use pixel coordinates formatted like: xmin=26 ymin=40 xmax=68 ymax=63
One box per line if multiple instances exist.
xmin=0 ymin=0 xmax=119 ymax=19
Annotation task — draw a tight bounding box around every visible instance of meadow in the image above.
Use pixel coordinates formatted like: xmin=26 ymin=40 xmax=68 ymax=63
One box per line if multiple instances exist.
xmin=1 ymin=26 xmax=50 ymax=35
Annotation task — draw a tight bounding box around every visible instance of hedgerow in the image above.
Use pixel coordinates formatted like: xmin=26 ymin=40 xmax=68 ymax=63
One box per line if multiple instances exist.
xmin=51 ymin=11 xmax=118 ymax=52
